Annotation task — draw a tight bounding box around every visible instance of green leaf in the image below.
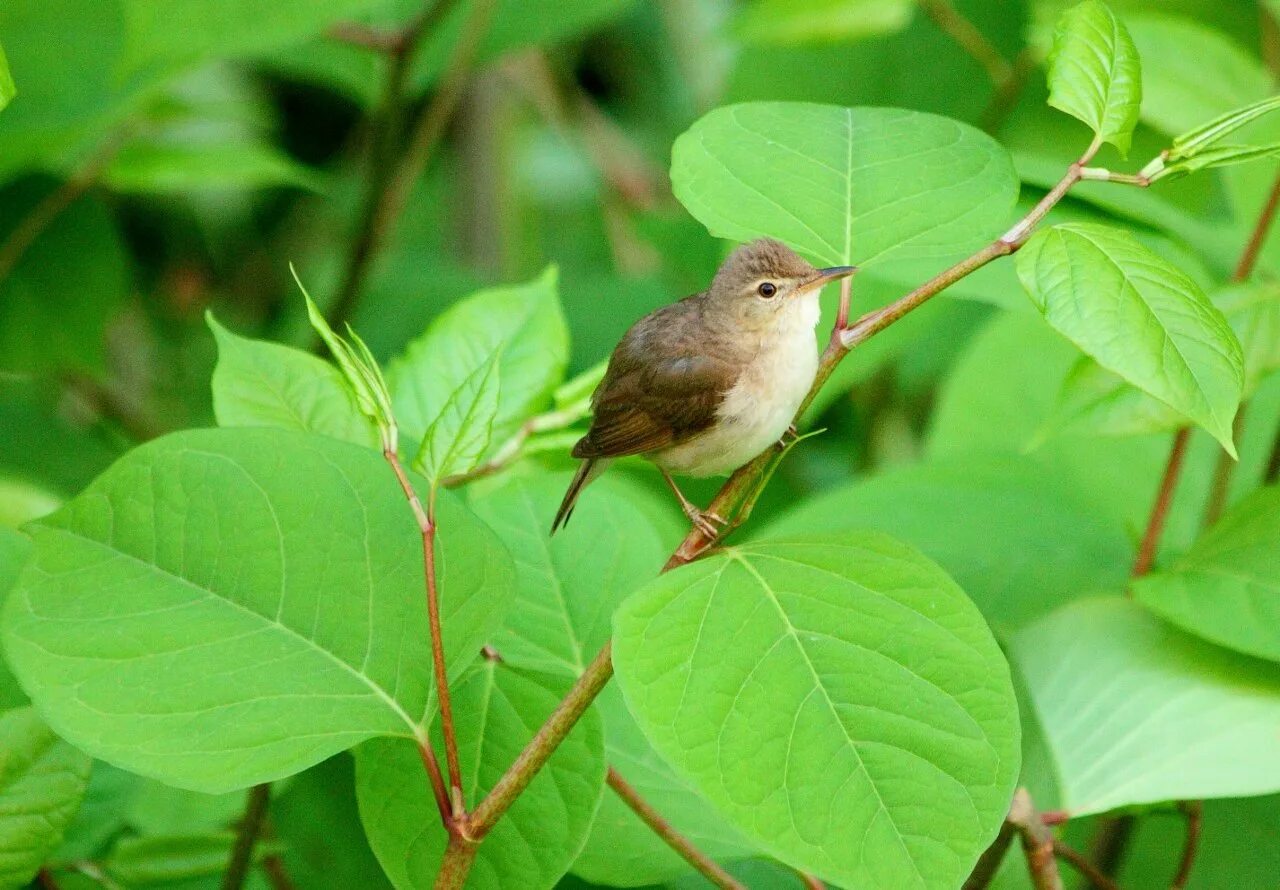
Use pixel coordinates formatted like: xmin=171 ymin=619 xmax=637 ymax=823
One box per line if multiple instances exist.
xmin=104 ymin=140 xmax=323 ymax=193
xmin=1134 ymin=485 xmax=1280 ymax=663
xmin=105 ymin=832 xmax=282 ymax=884
xmin=208 ymin=313 xmax=379 ymax=449
xmin=1046 ymin=0 xmax=1142 ymax=154
xmin=763 ymin=456 xmax=1133 ymax=630
xmin=470 ymin=474 xmax=674 ymax=676
xmin=1217 ymin=282 xmax=1280 ymax=395
xmin=0 ymin=707 xmax=92 ymax=888
xmin=0 ymin=185 xmax=129 ymax=374
xmin=2 ymin=428 xmax=515 ymax=792
xmin=55 ymin=762 xmax=140 ymax=862
xmin=388 ymin=267 xmax=568 ymax=456
xmin=356 ymin=662 xmax=605 ymax=890
xmin=572 ymin=683 xmax=756 ymax=886
xmin=120 ymin=0 xmax=383 ymax=77
xmin=1016 ymin=223 xmax=1244 ymax=454
xmin=734 ymin=0 xmax=914 ymax=46
xmin=613 ymin=535 xmax=1021 ymax=889
xmin=0 ymin=43 xmax=14 ymax=113
xmin=1170 ymin=95 xmax=1280 ymax=160
xmin=670 ymin=103 xmax=1019 ymax=268
xmin=0 ymin=477 xmax=61 ymax=529
xmin=0 ymin=527 xmax=31 ymax=710
xmin=1127 ymin=14 xmax=1270 ymax=137
xmin=1013 ymin=598 xmax=1280 ymax=816
xmin=1159 ymin=142 xmax=1280 ymax=181
xmin=416 ymin=351 xmax=501 ymax=487
xmin=125 ymin=778 xmax=246 ymax=836
xmin=1041 ymin=357 xmax=1185 ymax=440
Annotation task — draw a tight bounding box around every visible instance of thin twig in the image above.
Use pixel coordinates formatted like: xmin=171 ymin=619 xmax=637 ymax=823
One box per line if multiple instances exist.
xmin=1008 ymin=790 xmax=1064 ymax=890
xmin=1170 ymin=800 xmax=1203 ymax=890
xmin=326 ymin=0 xmax=496 ymax=330
xmin=384 ymin=449 xmax=465 ymax=816
xmin=918 ymin=0 xmax=1012 ymax=84
xmin=220 ymin=784 xmax=272 ymax=890
xmin=963 ymin=819 xmax=1016 ymax=890
xmin=1054 ymin=839 xmax=1120 ymax=890
xmin=606 ymin=768 xmax=746 ymax=890
xmin=1131 ymin=426 xmax=1191 ymax=578
xmin=262 ymin=853 xmax=296 ymax=890
xmin=980 ymin=49 xmax=1037 ymax=133
xmin=1232 ymin=167 xmax=1280 ymax=282
xmin=0 ymin=129 xmax=129 ymax=284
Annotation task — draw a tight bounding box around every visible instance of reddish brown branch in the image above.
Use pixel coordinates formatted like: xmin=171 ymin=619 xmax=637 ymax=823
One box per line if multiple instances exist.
xmin=963 ymin=819 xmax=1016 ymax=890
xmin=1170 ymin=800 xmax=1203 ymax=890
xmin=1009 ymin=790 xmax=1064 ymax=890
xmin=606 ymin=768 xmax=746 ymax=890
xmin=1232 ymin=167 xmax=1280 ymax=282
xmin=1132 ymin=427 xmax=1191 ymax=577
xmin=1054 ymin=840 xmax=1119 ymax=890
xmin=220 ymin=784 xmax=271 ymax=890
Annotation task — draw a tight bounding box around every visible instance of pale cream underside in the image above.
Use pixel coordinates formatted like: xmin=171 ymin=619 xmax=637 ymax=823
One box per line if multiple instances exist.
xmin=652 ymin=291 xmax=821 ymax=477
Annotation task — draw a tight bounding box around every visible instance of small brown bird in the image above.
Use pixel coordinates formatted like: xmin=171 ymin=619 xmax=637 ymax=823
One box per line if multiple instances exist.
xmin=553 ymin=238 xmax=854 ymax=535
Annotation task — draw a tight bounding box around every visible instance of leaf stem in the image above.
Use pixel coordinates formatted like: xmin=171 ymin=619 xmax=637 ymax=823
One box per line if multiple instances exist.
xmin=220 ymin=783 xmax=271 ymax=890
xmin=1169 ymin=800 xmax=1203 ymax=890
xmin=605 ymin=767 xmax=747 ymax=890
xmin=326 ymin=0 xmax=496 ymax=330
xmin=384 ymin=448 xmax=465 ymax=817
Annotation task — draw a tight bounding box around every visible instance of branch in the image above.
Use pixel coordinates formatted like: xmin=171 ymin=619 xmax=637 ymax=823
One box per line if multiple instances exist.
xmin=0 ymin=128 xmax=129 ymax=284
xmin=962 ymin=819 xmax=1016 ymax=890
xmin=918 ymin=0 xmax=1012 ymax=86
xmin=1131 ymin=426 xmax=1191 ymax=578
xmin=1053 ymin=839 xmax=1119 ymax=890
xmin=220 ymin=783 xmax=271 ymax=890
xmin=326 ymin=21 xmax=405 ymax=53
xmin=1232 ymin=166 xmax=1280 ymax=282
xmin=1169 ymin=800 xmax=1203 ymax=890
xmin=1008 ymin=789 xmax=1064 ymax=890
xmin=605 ymin=768 xmax=746 ymax=890
xmin=326 ymin=0 xmax=495 ymax=330
xmin=384 ymin=449 xmax=465 ymax=817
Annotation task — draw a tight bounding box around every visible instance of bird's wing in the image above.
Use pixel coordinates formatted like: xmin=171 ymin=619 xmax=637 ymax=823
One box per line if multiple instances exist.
xmin=572 ymin=343 xmax=731 ymax=459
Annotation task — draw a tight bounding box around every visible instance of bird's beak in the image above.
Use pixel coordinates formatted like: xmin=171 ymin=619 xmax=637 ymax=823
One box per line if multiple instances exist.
xmin=796 ymin=265 xmax=857 ymax=295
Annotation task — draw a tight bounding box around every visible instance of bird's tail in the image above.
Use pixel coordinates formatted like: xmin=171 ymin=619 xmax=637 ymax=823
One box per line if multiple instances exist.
xmin=552 ymin=459 xmax=606 ymax=534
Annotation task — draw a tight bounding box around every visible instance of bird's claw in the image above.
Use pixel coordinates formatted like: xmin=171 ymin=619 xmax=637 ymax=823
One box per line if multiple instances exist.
xmin=778 ymin=424 xmax=800 ymax=449
xmin=685 ymin=507 xmax=726 ymax=539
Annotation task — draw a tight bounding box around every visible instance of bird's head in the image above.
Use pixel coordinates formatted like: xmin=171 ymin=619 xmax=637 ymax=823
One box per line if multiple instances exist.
xmin=706 ymin=238 xmax=855 ymax=330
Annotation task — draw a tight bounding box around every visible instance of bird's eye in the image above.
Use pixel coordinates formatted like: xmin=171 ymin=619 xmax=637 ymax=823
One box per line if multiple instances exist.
xmin=757 ymin=282 xmax=777 ymax=298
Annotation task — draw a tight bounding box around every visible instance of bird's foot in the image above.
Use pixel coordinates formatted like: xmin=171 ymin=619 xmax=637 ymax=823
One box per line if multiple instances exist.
xmin=777 ymin=424 xmax=800 ymax=449
xmin=684 ymin=506 xmax=726 ymax=539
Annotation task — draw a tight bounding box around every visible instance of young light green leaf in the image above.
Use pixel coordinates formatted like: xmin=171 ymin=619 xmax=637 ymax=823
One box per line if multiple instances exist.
xmin=763 ymin=455 xmax=1133 ymax=630
xmin=1 ymin=428 xmax=515 ymax=792
xmin=1157 ymin=143 xmax=1280 ymax=182
xmin=613 ymin=534 xmax=1021 ymax=889
xmin=1170 ymin=95 xmax=1280 ymax=161
xmin=1046 ymin=0 xmax=1142 ymax=154
xmin=105 ymin=832 xmax=283 ymax=884
xmin=0 ymin=43 xmax=14 ymax=112
xmin=671 ymin=103 xmax=1019 ymax=268
xmin=208 ymin=313 xmax=379 ymax=449
xmin=356 ymin=662 xmax=605 ymax=890
xmin=734 ymin=0 xmax=914 ymax=46
xmin=388 ymin=267 xmax=568 ymax=458
xmin=1013 ymin=598 xmax=1280 ymax=815
xmin=572 ymin=684 xmax=756 ymax=886
xmin=1016 ymin=223 xmax=1244 ymax=454
xmin=0 ymin=707 xmax=92 ymax=888
xmin=415 ymin=351 xmax=501 ymax=487
xmin=1134 ymin=485 xmax=1280 ymax=663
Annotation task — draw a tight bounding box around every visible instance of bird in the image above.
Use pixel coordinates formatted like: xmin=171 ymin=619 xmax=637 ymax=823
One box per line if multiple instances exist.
xmin=552 ymin=237 xmax=855 ymax=536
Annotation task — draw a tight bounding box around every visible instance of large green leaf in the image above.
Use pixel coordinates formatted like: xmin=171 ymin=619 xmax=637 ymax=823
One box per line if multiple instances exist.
xmin=388 ymin=268 xmax=568 ymax=462
xmin=125 ymin=778 xmax=245 ymax=836
xmin=613 ymin=535 xmax=1021 ymax=889
xmin=1012 ymin=598 xmax=1280 ymax=816
xmin=1045 ymin=0 xmax=1142 ymax=154
xmin=0 ymin=184 xmax=130 ymax=374
xmin=572 ymin=683 xmax=756 ymax=886
xmin=670 ymin=103 xmax=1019 ymax=269
xmin=104 ymin=832 xmax=282 ymax=885
xmin=734 ymin=0 xmax=914 ymax=45
xmin=2 ymin=428 xmax=515 ymax=792
xmin=470 ymin=474 xmax=673 ymax=676
xmin=0 ymin=707 xmax=92 ymax=888
xmin=1134 ymin=485 xmax=1280 ymax=663
xmin=417 ymin=352 xmax=501 ymax=488
xmin=208 ymin=314 xmax=378 ymax=449
xmin=762 ymin=456 xmax=1132 ymax=630
xmin=119 ymin=0 xmax=383 ymax=77
xmin=1016 ymin=223 xmax=1244 ymax=453
xmin=0 ymin=43 xmax=14 ymax=112
xmin=356 ymin=662 xmax=605 ymax=890
xmin=1126 ymin=13 xmax=1270 ymax=137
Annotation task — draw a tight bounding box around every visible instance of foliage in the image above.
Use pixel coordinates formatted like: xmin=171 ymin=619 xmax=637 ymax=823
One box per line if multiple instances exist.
xmin=1 ymin=0 xmax=1279 ymax=888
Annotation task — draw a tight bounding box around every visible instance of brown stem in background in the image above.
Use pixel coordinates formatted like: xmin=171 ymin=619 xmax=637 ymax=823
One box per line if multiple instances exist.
xmin=220 ymin=784 xmax=271 ymax=890
xmin=1054 ymin=840 xmax=1119 ymax=890
xmin=1008 ymin=790 xmax=1063 ymax=890
xmin=1232 ymin=168 xmax=1280 ymax=282
xmin=1131 ymin=426 xmax=1191 ymax=578
xmin=326 ymin=0 xmax=495 ymax=330
xmin=606 ymin=768 xmax=747 ymax=890
xmin=1202 ymin=407 xmax=1247 ymax=529
xmin=1265 ymin=4 xmax=1280 ymax=79
xmin=262 ymin=853 xmax=297 ymax=890
xmin=1169 ymin=800 xmax=1203 ymax=890
xmin=1266 ymin=434 xmax=1280 ymax=484
xmin=37 ymin=869 xmax=62 ymax=890
xmin=326 ymin=21 xmax=406 ymax=53
xmin=0 ymin=129 xmax=128 ymax=284
xmin=963 ymin=819 xmax=1016 ymax=890
xmin=918 ymin=0 xmax=1012 ymax=85
xmin=795 ymin=870 xmax=826 ymax=890
xmin=384 ymin=449 xmax=465 ymax=817
xmin=980 ymin=49 xmax=1037 ymax=133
